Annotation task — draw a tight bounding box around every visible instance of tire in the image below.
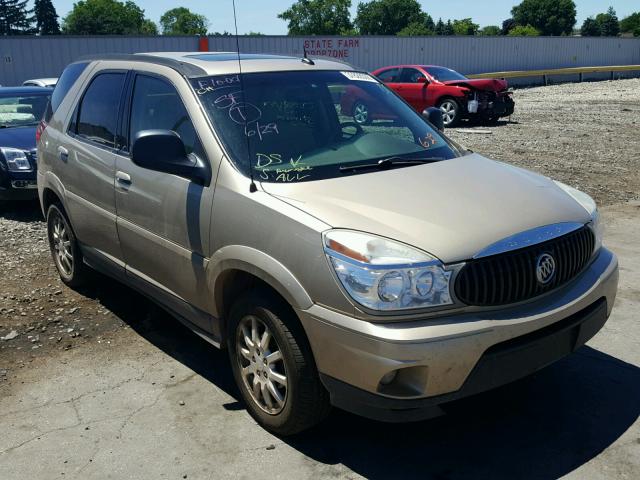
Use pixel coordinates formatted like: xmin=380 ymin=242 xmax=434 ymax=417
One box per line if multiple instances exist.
xmin=352 ymin=100 xmax=371 ymax=125
xmin=437 ymin=98 xmax=461 ymax=127
xmin=46 ymin=203 xmax=89 ymax=288
xmin=227 ymin=290 xmax=330 ymax=435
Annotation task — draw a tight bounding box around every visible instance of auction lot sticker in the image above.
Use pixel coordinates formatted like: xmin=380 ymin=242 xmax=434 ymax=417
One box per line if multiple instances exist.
xmin=341 ymin=71 xmax=377 ymax=83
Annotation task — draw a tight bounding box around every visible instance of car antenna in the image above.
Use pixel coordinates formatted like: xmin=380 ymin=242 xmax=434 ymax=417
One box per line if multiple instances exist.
xmin=232 ymin=0 xmax=257 ymax=193
xmin=302 ymin=47 xmax=315 ymax=65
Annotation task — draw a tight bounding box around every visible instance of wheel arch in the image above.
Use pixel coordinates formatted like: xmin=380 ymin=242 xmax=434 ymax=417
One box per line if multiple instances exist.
xmin=208 ymin=245 xmax=314 ymax=341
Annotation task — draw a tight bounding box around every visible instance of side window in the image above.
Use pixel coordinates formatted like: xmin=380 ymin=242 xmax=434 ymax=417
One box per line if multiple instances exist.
xmin=75 ymin=72 xmax=125 ymax=148
xmin=399 ymin=68 xmax=426 ymax=83
xmin=48 ymin=61 xmax=89 ymax=121
xmin=129 ymin=74 xmax=197 ymax=155
xmin=376 ymin=68 xmax=400 ymax=83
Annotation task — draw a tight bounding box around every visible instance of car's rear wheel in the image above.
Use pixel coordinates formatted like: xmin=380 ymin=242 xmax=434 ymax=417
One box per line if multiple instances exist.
xmin=352 ymin=100 xmax=371 ymax=125
xmin=438 ymin=98 xmax=461 ymax=127
xmin=227 ymin=290 xmax=330 ymax=435
xmin=46 ymin=203 xmax=89 ymax=288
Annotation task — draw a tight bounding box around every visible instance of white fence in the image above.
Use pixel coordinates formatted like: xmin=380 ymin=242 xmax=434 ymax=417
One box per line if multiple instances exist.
xmin=1 ymin=35 xmax=639 ymax=86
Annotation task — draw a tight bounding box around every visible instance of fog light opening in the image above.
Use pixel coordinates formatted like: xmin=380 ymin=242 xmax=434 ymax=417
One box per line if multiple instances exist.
xmin=379 ymin=370 xmax=398 ymax=386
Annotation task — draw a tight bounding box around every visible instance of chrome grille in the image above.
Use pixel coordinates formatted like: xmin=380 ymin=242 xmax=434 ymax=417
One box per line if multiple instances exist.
xmin=455 ymin=226 xmax=595 ymax=306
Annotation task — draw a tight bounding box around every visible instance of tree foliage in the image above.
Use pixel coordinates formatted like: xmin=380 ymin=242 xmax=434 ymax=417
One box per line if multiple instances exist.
xmin=580 ymin=17 xmax=600 ymax=36
xmin=160 ymin=7 xmax=207 ymax=35
xmin=0 ymin=0 xmax=33 ymax=35
xmin=355 ymin=0 xmax=428 ymax=35
xmin=507 ymin=24 xmax=540 ymax=36
xmin=501 ymin=18 xmax=517 ymax=35
xmin=511 ymin=0 xmax=576 ymax=35
xmin=34 ymin=0 xmax=59 ymax=34
xmin=278 ymin=0 xmax=352 ymax=35
xmin=620 ymin=12 xmax=640 ymax=35
xmin=63 ymin=0 xmax=156 ymax=35
xmin=452 ymin=18 xmax=479 ymax=35
xmin=479 ymin=25 xmax=501 ymax=36
xmin=595 ymin=7 xmax=619 ymax=36
xmin=397 ymin=21 xmax=432 ymax=36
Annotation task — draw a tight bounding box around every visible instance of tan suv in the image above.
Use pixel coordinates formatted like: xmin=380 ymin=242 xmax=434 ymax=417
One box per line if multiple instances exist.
xmin=37 ymin=53 xmax=618 ymax=435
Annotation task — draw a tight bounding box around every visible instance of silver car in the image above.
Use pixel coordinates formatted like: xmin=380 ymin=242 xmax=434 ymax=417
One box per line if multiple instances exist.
xmin=37 ymin=53 xmax=618 ymax=435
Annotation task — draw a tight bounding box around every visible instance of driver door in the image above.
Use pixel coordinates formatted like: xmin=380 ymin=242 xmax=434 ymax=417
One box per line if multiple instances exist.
xmin=114 ymin=71 xmax=213 ymax=327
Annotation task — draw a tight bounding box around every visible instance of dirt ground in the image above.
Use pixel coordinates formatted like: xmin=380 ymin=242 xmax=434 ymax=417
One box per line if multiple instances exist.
xmin=1 ymin=79 xmax=639 ymax=479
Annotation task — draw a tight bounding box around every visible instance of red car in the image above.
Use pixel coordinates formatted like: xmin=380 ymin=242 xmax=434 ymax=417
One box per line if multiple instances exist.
xmin=341 ymin=65 xmax=515 ymax=127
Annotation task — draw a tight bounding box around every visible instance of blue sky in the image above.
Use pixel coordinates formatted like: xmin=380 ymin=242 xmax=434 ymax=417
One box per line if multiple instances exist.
xmin=51 ymin=1 xmax=639 ymax=34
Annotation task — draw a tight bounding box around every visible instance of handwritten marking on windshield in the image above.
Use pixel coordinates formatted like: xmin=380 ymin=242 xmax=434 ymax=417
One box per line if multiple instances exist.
xmin=245 ymin=122 xmax=279 ymax=140
xmin=194 ymin=75 xmax=240 ymax=95
xmin=255 ymin=154 xmax=311 ymax=182
xmin=419 ymin=133 xmax=437 ymax=148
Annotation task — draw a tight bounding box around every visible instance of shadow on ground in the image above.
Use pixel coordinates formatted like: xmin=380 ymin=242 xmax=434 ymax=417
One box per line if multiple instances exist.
xmin=0 ymin=200 xmax=43 ymax=222
xmin=79 ymin=276 xmax=640 ymax=480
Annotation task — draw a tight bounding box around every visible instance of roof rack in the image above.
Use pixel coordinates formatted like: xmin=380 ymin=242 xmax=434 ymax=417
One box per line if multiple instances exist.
xmin=75 ymin=53 xmax=207 ymax=77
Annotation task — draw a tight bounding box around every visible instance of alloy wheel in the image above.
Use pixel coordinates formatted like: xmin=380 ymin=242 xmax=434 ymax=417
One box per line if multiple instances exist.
xmin=353 ymin=102 xmax=369 ymax=124
xmin=51 ymin=214 xmax=73 ymax=277
xmin=439 ymin=100 xmax=457 ymax=125
xmin=236 ymin=315 xmax=288 ymax=414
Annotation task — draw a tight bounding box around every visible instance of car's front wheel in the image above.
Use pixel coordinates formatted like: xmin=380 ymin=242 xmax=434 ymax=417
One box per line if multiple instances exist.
xmin=227 ymin=290 xmax=330 ymax=435
xmin=438 ymin=98 xmax=461 ymax=127
xmin=46 ymin=203 xmax=89 ymax=288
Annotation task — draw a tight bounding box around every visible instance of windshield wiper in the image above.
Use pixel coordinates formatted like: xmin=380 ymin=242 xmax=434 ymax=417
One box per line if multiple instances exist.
xmin=339 ymin=156 xmax=444 ymax=173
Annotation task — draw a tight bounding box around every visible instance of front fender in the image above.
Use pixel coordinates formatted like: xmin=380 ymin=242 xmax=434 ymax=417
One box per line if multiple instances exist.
xmin=207 ymin=244 xmax=313 ymax=319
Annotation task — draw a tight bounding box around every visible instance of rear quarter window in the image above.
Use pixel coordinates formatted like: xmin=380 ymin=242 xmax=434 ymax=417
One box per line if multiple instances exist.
xmin=48 ymin=62 xmax=89 ymax=120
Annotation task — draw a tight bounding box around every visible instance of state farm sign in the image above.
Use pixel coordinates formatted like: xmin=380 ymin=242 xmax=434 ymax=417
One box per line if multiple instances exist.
xmin=303 ymin=38 xmax=361 ymax=59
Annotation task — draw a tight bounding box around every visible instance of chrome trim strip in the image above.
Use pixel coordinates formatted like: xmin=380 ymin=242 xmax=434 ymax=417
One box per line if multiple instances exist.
xmin=473 ymin=222 xmax=585 ymax=259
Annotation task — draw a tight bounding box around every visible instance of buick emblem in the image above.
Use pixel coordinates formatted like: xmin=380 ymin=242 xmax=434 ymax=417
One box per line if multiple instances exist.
xmin=535 ymin=253 xmax=556 ymax=285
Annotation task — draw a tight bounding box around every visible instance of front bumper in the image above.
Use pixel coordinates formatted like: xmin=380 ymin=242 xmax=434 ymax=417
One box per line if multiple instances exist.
xmin=469 ymin=94 xmax=515 ymax=118
xmin=297 ymin=248 xmax=618 ymax=422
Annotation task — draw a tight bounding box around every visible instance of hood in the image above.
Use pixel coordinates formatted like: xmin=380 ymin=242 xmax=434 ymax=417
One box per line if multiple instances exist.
xmin=0 ymin=126 xmax=37 ymax=151
xmin=261 ymin=154 xmax=590 ymax=263
xmin=442 ymin=78 xmax=508 ymax=92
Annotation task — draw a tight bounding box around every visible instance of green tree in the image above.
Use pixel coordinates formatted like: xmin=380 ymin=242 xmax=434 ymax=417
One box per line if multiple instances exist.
xmin=63 ymin=0 xmax=155 ymax=35
xmin=0 ymin=0 xmax=33 ymax=35
xmin=278 ymin=0 xmax=352 ymax=35
xmin=397 ymin=21 xmax=432 ymax=36
xmin=511 ymin=0 xmax=576 ymax=35
xmin=443 ymin=19 xmax=454 ymax=35
xmin=34 ymin=0 xmax=59 ymax=34
xmin=452 ymin=18 xmax=479 ymax=35
xmin=501 ymin=18 xmax=516 ymax=34
xmin=479 ymin=25 xmax=500 ymax=36
xmin=596 ymin=7 xmax=619 ymax=36
xmin=507 ymin=24 xmax=540 ymax=36
xmin=620 ymin=12 xmax=640 ymax=34
xmin=140 ymin=18 xmax=157 ymax=35
xmin=355 ymin=0 xmax=428 ymax=35
xmin=434 ymin=17 xmax=444 ymax=35
xmin=580 ymin=17 xmax=600 ymax=36
xmin=160 ymin=7 xmax=207 ymax=35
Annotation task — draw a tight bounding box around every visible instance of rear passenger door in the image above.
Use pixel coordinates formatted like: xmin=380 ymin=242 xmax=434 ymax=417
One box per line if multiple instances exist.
xmin=114 ymin=72 xmax=213 ymax=326
xmin=64 ymin=71 xmax=126 ymax=263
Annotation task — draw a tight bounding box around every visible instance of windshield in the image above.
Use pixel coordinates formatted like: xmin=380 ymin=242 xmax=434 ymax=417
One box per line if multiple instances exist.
xmin=191 ymin=70 xmax=460 ymax=183
xmin=423 ymin=67 xmax=467 ymax=82
xmin=0 ymin=93 xmax=50 ymax=128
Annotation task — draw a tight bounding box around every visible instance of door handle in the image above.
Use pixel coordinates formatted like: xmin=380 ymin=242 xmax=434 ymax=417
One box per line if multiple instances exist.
xmin=115 ymin=171 xmax=131 ymax=185
xmin=57 ymin=146 xmax=68 ymax=162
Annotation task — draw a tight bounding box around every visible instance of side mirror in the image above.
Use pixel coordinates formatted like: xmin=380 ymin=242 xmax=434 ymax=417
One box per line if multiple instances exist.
xmin=416 ymin=76 xmax=428 ymax=83
xmin=131 ymin=130 xmax=210 ymax=185
xmin=423 ymin=107 xmax=444 ymax=132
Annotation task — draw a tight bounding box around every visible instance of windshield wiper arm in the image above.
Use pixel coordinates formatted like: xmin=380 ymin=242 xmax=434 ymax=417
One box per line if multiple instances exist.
xmin=339 ymin=156 xmax=444 ymax=173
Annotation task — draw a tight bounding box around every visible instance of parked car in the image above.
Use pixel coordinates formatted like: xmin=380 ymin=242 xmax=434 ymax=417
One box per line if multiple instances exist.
xmin=0 ymin=86 xmax=51 ymax=201
xmin=23 ymin=78 xmax=58 ymax=88
xmin=342 ymin=65 xmax=514 ymax=127
xmin=38 ymin=53 xmax=617 ymax=435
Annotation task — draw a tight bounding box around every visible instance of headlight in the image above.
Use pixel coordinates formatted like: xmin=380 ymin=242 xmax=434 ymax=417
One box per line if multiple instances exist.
xmin=0 ymin=147 xmax=32 ymax=172
xmin=323 ymin=230 xmax=453 ymax=311
xmin=554 ymin=181 xmax=602 ymax=252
